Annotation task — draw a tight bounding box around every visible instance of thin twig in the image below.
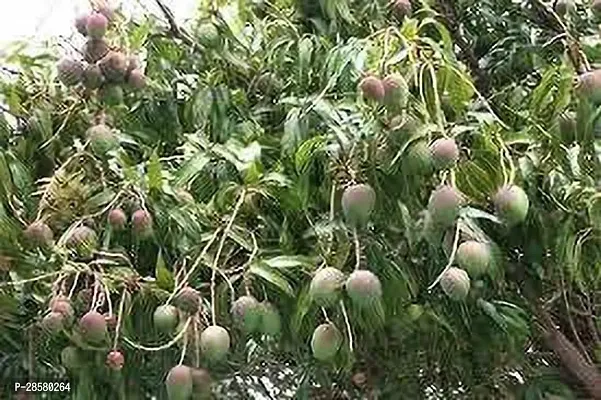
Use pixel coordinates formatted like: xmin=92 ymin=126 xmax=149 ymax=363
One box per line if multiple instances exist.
xmin=561 ymin=271 xmax=592 ymax=363
xmin=210 ymin=188 xmax=247 ymax=325
xmin=428 ymin=222 xmax=461 ymax=290
xmin=153 ymin=0 xmax=195 ymax=47
xmin=166 ymin=229 xmax=221 ymax=305
xmin=528 ymin=0 xmax=588 ymax=73
xmin=0 ymin=271 xmax=63 ymax=287
xmin=67 ymin=273 xmax=80 ymax=300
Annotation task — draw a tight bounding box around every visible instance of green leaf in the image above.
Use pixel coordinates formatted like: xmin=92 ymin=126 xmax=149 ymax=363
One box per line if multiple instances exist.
xmin=174 ymin=152 xmax=210 ymax=187
xmin=262 ymin=255 xmax=315 ymax=270
xmin=155 ymin=249 xmax=174 ymax=291
xmin=147 ymin=150 xmax=163 ymax=192
xmin=460 ymin=207 xmax=502 ymax=224
xmin=295 ymin=135 xmax=326 ymax=175
xmin=283 ymin=108 xmax=304 ymax=153
xmin=249 ymin=263 xmax=294 ymax=296
xmin=477 ymin=299 xmax=507 ymax=332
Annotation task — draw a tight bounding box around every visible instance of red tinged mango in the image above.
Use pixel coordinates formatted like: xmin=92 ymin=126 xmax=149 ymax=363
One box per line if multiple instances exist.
xmin=493 ymin=185 xmax=529 ymax=226
xmin=258 ymin=302 xmax=282 ymax=337
xmin=41 ymin=312 xmax=65 ymax=334
xmin=440 ymin=267 xmax=470 ymax=301
xmin=430 ymin=138 xmax=459 ymax=170
xmin=593 ymin=0 xmax=601 ymax=15
xmin=345 ymin=270 xmax=382 ymax=306
xmin=427 ymin=185 xmax=463 ymax=227
xmin=57 ymin=59 xmax=84 ymax=87
xmin=382 ymin=73 xmax=409 ymax=110
xmin=106 ymin=350 xmax=125 ymax=371
xmin=359 ymin=76 xmax=385 ymax=102
xmin=165 ymin=365 xmax=193 ymax=400
xmin=108 ymin=208 xmax=127 ymax=230
xmin=128 ymin=69 xmax=147 ymax=89
xmin=66 ymin=226 xmax=98 ymax=259
xmin=84 ymin=39 xmax=109 ymax=63
xmin=455 ymin=241 xmax=491 ymax=277
xmin=24 ymin=221 xmax=53 ymax=247
xmin=231 ymin=295 xmax=261 ymax=333
xmin=87 ymin=124 xmax=118 ymax=155
xmin=82 ymin=64 xmax=104 ymax=90
xmin=154 ymin=304 xmax=179 ymax=332
xmin=75 ymin=14 xmax=89 ymax=36
xmin=342 ymin=184 xmax=376 ymax=227
xmin=99 ymin=51 xmax=128 ymax=83
xmin=61 ymin=346 xmax=81 ymax=371
xmin=79 ymin=311 xmax=108 ymax=342
xmin=132 ymin=209 xmax=153 ymax=238
xmin=191 ymin=368 xmax=212 ymax=397
xmin=311 ymin=323 xmax=343 ymax=361
xmin=578 ymin=70 xmax=601 ymax=104
xmin=86 ymin=13 xmax=108 ymax=39
xmin=200 ymin=325 xmax=230 ymax=361
xmin=393 ymin=0 xmax=412 ymax=18
xmin=309 ymin=267 xmax=346 ymax=306
xmin=174 ymin=287 xmax=201 ymax=314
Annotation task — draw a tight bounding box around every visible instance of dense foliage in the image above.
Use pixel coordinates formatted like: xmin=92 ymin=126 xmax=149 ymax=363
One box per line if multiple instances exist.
xmin=2 ymin=0 xmax=601 ymax=399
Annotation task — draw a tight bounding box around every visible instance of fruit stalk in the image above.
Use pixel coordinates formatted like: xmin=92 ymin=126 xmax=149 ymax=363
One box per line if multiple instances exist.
xmin=90 ymin=280 xmax=100 ymax=312
xmin=68 ymin=272 xmax=80 ymax=298
xmin=166 ymin=229 xmax=221 ymax=305
xmin=339 ymin=299 xmax=354 ymax=353
xmin=210 ymin=188 xmax=247 ymax=325
xmin=428 ymin=222 xmax=461 ymax=290
xmin=0 ymin=270 xmax=62 ymax=288
xmin=353 ymin=228 xmax=361 ymax=270
xmin=113 ymin=289 xmax=128 ymax=350
xmin=327 ymin=183 xmax=336 ymax=256
xmin=123 ymin=317 xmax=191 ymax=351
xmin=103 ymin=281 xmax=113 ymax=317
xmin=179 ymin=324 xmax=188 ymax=365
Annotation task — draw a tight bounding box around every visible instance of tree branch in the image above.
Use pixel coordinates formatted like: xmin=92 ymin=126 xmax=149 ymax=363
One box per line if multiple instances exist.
xmin=153 ymin=0 xmax=195 ymax=47
xmin=527 ymin=0 xmax=588 ymax=74
xmin=537 ymin=306 xmax=601 ymax=399
xmin=433 ymin=0 xmax=491 ymax=97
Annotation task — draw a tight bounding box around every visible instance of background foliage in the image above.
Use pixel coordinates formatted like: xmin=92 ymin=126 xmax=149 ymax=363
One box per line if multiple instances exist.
xmin=2 ymin=0 xmax=601 ymax=399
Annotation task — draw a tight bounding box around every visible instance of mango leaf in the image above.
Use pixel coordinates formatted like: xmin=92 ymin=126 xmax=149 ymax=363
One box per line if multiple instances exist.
xmin=295 ymin=135 xmax=326 ymax=175
xmin=477 ymin=299 xmax=507 ymax=332
xmin=174 ymin=152 xmax=210 ymax=187
xmin=460 ymin=207 xmax=502 ymax=224
xmin=147 ymin=150 xmax=163 ymax=192
xmin=262 ymin=255 xmax=315 ymax=270
xmin=155 ymin=249 xmax=174 ymax=291
xmin=249 ymin=263 xmax=294 ymax=296
xmin=282 ymin=108 xmax=304 ymax=153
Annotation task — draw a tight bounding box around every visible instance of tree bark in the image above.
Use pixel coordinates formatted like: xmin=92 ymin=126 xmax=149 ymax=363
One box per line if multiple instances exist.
xmin=537 ymin=307 xmax=601 ymax=399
